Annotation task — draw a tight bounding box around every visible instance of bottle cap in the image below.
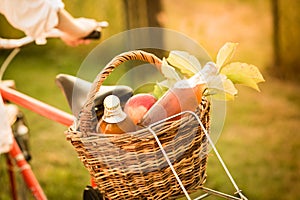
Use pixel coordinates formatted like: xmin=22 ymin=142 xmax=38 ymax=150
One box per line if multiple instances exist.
xmin=103 ymin=95 xmax=120 ymax=110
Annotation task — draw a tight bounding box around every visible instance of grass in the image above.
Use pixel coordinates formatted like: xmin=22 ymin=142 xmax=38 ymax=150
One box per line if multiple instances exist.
xmin=1 ymin=0 xmax=300 ymax=199
xmin=0 ymin=44 xmax=91 ymax=199
xmin=209 ymin=78 xmax=300 ymax=199
xmin=161 ymin=1 xmax=299 ymax=199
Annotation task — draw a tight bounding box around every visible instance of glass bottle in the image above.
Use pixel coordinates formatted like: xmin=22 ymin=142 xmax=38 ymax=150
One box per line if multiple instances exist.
xmin=139 ymin=71 xmax=207 ymax=127
xmin=96 ymin=95 xmax=137 ymax=134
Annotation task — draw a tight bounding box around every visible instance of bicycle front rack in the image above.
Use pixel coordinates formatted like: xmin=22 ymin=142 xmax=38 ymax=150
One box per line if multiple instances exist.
xmin=147 ymin=111 xmax=248 ymax=200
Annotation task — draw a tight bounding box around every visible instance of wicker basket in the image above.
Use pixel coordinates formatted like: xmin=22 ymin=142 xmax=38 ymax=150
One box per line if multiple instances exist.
xmin=66 ymin=50 xmax=210 ymax=199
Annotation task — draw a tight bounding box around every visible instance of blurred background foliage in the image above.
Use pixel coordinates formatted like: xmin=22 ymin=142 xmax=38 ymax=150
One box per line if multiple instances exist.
xmin=0 ymin=0 xmax=299 ymax=199
xmin=1 ymin=0 xmax=300 ymax=82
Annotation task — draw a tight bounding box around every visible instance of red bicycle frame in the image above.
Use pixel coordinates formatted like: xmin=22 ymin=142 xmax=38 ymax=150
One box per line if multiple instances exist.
xmin=0 ymin=86 xmax=73 ymax=126
xmin=1 ymin=85 xmax=73 ymax=200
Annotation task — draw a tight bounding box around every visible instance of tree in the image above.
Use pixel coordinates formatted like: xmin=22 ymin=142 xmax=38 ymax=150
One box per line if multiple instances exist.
xmin=122 ymin=0 xmax=163 ymax=29
xmin=271 ymin=0 xmax=300 ymax=81
xmin=271 ymin=0 xmax=280 ymax=72
xmin=122 ymin=0 xmax=165 ymax=57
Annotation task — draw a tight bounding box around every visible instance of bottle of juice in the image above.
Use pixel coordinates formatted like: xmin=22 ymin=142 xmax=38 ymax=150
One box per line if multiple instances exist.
xmin=96 ymin=95 xmax=137 ymax=134
xmin=139 ymin=71 xmax=207 ymax=127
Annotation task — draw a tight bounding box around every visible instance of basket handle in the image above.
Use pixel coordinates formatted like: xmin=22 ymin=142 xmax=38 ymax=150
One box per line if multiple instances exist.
xmin=78 ymin=50 xmax=162 ymax=132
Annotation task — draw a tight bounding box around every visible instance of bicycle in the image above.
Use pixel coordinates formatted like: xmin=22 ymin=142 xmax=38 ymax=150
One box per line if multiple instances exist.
xmin=1 ymin=27 xmax=248 ymax=200
xmin=0 ymin=22 xmax=123 ymax=200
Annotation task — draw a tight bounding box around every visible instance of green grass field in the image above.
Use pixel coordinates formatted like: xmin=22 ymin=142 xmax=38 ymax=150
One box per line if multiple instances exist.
xmin=0 ymin=0 xmax=299 ymax=199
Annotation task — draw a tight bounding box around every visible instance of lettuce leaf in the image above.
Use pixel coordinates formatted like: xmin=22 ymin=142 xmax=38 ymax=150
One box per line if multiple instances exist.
xmin=167 ymin=50 xmax=202 ymax=77
xmin=216 ymin=42 xmax=238 ymax=71
xmin=220 ymin=62 xmax=265 ymax=91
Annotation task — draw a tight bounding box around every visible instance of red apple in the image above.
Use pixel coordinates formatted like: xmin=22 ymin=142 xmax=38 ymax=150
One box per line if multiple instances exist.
xmin=124 ymin=93 xmax=157 ymax=124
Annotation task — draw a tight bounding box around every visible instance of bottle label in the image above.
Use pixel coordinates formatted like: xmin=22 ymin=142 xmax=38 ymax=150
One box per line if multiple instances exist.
xmin=103 ymin=112 xmax=126 ymax=124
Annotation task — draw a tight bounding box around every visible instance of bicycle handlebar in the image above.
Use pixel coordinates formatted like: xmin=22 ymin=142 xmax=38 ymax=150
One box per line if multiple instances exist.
xmin=0 ymin=21 xmax=109 ymax=48
xmin=83 ymin=21 xmax=109 ymax=40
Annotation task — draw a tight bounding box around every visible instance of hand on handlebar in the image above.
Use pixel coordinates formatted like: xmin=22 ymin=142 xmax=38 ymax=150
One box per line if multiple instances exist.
xmin=59 ymin=17 xmax=100 ymax=47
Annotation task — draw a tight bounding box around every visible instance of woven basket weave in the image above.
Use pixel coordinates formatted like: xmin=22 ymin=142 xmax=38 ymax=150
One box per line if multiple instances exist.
xmin=66 ymin=50 xmax=210 ymax=199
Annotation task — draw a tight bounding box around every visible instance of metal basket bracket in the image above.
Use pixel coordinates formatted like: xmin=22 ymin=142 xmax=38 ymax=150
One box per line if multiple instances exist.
xmin=147 ymin=111 xmax=248 ymax=200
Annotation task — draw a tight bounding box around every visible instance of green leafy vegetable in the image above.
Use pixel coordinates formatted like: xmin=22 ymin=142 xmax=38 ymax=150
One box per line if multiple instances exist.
xmin=153 ymin=83 xmax=168 ymax=99
xmin=216 ymin=42 xmax=238 ymax=71
xmin=160 ymin=58 xmax=181 ymax=88
xmin=167 ymin=50 xmax=202 ymax=77
xmin=203 ymin=68 xmax=238 ymax=100
xmin=220 ymin=62 xmax=265 ymax=91
xmin=152 ymin=42 xmax=264 ymax=101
